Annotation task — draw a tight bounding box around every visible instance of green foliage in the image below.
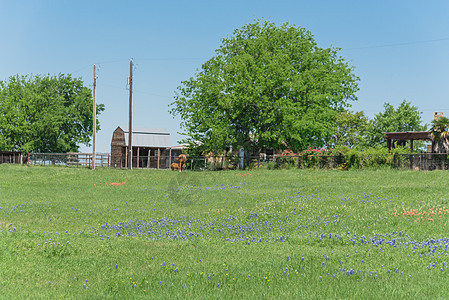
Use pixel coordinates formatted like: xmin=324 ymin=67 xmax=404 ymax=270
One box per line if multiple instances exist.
xmin=171 ymin=19 xmax=359 ymax=153
xmin=0 ymin=74 xmax=104 ymax=153
xmin=430 ymin=116 xmax=449 ymax=141
xmin=365 ymin=100 xmax=426 ymax=147
xmin=329 ymin=111 xmax=369 ymax=148
xmin=343 ymin=146 xmax=409 ymax=169
xmin=269 ymin=146 xmax=417 ymax=170
xmin=430 ymin=116 xmax=449 ymax=153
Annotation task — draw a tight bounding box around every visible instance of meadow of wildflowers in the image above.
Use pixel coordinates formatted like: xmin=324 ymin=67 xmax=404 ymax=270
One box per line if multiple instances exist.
xmin=1 ymin=164 xmax=449 ymax=298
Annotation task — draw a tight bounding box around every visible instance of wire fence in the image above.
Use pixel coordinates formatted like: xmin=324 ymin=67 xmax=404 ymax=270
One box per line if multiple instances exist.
xmin=13 ymin=152 xmax=449 ymax=171
xmin=28 ymin=153 xmax=110 ymax=167
xmin=392 ymin=153 xmax=449 ymax=171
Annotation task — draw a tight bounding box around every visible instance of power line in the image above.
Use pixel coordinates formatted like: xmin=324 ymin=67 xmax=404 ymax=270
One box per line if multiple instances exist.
xmin=343 ymin=37 xmax=449 ymax=51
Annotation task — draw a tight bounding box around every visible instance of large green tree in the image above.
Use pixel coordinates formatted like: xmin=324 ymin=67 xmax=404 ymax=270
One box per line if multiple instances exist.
xmin=171 ymin=20 xmax=359 ymax=154
xmin=365 ymin=100 xmax=426 ymax=146
xmin=0 ymin=74 xmax=104 ymax=153
xmin=328 ymin=111 xmax=369 ymax=148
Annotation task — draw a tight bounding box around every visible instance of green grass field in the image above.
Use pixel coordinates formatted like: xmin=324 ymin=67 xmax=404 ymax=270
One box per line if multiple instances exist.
xmin=1 ymin=164 xmax=449 ymax=299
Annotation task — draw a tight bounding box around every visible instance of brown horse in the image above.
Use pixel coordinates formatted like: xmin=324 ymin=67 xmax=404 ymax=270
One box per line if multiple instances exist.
xmin=170 ymin=162 xmax=181 ymax=170
xmin=177 ymin=154 xmax=187 ymax=172
xmin=171 ymin=154 xmax=187 ymax=171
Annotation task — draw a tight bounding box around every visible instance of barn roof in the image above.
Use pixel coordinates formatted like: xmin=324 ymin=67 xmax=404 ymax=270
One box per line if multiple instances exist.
xmin=120 ymin=126 xmax=172 ymax=148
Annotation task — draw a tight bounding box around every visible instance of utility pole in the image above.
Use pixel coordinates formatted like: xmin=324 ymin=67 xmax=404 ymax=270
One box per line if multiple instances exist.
xmin=92 ymin=64 xmax=98 ymax=170
xmin=128 ymin=59 xmax=133 ymax=170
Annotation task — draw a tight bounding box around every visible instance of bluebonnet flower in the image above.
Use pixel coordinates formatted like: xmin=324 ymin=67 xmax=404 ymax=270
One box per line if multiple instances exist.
xmin=115 ymin=264 xmax=118 ymax=269
xmin=174 ymin=268 xmax=178 ymax=273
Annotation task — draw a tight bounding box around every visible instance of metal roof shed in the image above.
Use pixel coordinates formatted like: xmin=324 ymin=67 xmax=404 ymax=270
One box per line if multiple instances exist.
xmin=122 ymin=127 xmax=171 ymax=148
xmin=110 ymin=126 xmax=172 ymax=169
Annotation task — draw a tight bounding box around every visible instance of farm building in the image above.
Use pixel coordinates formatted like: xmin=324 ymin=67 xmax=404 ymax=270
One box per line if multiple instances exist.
xmin=110 ymin=126 xmax=172 ymax=168
xmin=0 ymin=151 xmax=23 ymax=164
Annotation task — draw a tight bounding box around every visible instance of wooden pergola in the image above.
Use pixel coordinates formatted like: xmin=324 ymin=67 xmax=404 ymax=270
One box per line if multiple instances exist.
xmin=384 ymin=131 xmax=431 ymax=152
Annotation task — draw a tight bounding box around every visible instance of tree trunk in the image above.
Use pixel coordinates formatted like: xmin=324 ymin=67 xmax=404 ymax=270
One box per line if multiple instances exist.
xmin=433 ymin=138 xmax=449 ymax=153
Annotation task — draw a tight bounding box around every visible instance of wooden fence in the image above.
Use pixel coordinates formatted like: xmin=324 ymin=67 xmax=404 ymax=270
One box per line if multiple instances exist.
xmin=0 ymin=151 xmax=23 ymax=164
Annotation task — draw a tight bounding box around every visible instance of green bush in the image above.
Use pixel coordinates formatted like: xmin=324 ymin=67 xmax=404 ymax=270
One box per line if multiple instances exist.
xmin=271 ymin=146 xmax=417 ymax=170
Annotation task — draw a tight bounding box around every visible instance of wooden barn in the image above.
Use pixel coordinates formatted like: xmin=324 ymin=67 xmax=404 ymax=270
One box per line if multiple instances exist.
xmin=0 ymin=151 xmax=23 ymax=164
xmin=110 ymin=126 xmax=172 ymax=168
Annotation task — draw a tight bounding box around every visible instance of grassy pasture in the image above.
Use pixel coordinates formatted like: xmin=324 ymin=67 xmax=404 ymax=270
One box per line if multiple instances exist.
xmin=1 ymin=164 xmax=449 ymax=299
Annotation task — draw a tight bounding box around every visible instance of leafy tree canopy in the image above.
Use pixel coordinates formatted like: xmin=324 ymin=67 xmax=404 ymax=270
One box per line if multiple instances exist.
xmin=365 ymin=100 xmax=426 ymax=146
xmin=328 ymin=111 xmax=369 ymax=148
xmin=0 ymin=74 xmax=104 ymax=153
xmin=171 ymin=19 xmax=359 ymax=153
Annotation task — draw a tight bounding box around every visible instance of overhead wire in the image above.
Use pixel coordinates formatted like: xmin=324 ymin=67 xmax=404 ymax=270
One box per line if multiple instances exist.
xmin=343 ymin=37 xmax=449 ymax=51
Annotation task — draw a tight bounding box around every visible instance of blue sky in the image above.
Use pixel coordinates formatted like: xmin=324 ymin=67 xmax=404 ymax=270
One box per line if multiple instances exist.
xmin=1 ymin=1 xmax=448 ymax=153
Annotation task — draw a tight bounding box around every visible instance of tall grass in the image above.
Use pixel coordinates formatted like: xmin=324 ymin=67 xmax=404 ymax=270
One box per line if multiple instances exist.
xmin=0 ymin=164 xmax=448 ymax=298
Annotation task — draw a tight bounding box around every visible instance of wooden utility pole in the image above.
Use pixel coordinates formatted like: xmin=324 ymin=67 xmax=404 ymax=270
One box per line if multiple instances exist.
xmin=92 ymin=65 xmax=97 ymax=170
xmin=128 ymin=59 xmax=133 ymax=170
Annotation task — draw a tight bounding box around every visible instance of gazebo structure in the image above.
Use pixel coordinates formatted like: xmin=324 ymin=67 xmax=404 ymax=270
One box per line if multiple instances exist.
xmin=110 ymin=126 xmax=172 ymax=168
xmin=384 ymin=131 xmax=432 ymax=152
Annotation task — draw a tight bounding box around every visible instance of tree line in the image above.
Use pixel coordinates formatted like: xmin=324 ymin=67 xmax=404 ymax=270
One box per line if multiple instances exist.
xmin=1 ymin=19 xmax=447 ymax=155
xmin=171 ymin=19 xmax=439 ymax=155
